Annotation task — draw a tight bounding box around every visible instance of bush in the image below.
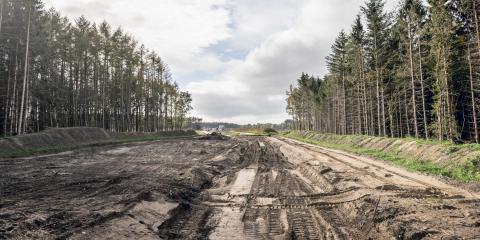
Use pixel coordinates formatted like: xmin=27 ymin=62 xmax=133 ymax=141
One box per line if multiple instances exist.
xmin=446 ymin=146 xmax=460 ymax=154
xmin=264 ymin=128 xmax=278 ymax=134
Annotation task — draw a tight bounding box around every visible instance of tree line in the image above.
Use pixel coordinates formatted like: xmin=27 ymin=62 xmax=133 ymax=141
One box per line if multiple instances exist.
xmin=0 ymin=0 xmax=193 ymax=136
xmin=287 ymin=0 xmax=480 ymax=143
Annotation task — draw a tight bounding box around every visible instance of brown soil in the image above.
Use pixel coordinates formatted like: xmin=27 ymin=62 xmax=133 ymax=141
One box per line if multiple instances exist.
xmin=1 ymin=136 xmax=479 ymax=239
xmin=0 ymin=127 xmax=197 ymax=158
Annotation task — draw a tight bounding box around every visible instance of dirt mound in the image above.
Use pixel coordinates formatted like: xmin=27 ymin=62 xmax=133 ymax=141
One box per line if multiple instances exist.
xmin=0 ymin=128 xmax=198 ymax=158
xmin=0 ymin=127 xmax=112 ymax=154
xmin=115 ymin=130 xmax=197 ymax=139
xmin=199 ymin=132 xmax=229 ymax=140
xmin=289 ymin=131 xmax=480 ymax=171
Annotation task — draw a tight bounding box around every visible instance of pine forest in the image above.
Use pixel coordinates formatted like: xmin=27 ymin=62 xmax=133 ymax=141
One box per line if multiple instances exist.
xmin=0 ymin=0 xmax=193 ymax=136
xmin=287 ymin=0 xmax=480 ymax=143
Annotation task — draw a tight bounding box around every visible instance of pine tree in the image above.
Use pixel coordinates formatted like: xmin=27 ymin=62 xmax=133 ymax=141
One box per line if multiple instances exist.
xmin=326 ymin=30 xmax=349 ymax=135
xmin=363 ymin=0 xmax=391 ymax=136
xmin=0 ymin=0 xmax=194 ymax=136
xmin=428 ymin=0 xmax=458 ymax=140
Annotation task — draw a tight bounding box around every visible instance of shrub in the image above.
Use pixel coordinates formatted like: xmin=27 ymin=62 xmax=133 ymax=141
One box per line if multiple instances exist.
xmin=264 ymin=128 xmax=278 ymax=134
xmin=446 ymin=146 xmax=460 ymax=154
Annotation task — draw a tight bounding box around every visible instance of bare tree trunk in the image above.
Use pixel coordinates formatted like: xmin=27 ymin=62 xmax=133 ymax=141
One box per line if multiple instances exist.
xmin=10 ymin=42 xmax=19 ymax=135
xmin=334 ymin=85 xmax=338 ymax=134
xmin=359 ymin=48 xmax=369 ymax=135
xmin=342 ymin=72 xmax=347 ymax=135
xmin=24 ymin=72 xmax=31 ymax=133
xmin=357 ymin=84 xmax=362 ymax=134
xmin=472 ymin=1 xmax=480 ymax=143
xmin=18 ymin=8 xmax=31 ymax=135
xmin=373 ymin=32 xmax=382 ymax=136
xmin=404 ymin=88 xmax=411 ymax=136
xmin=399 ymin=95 xmax=404 ymax=137
xmin=4 ymin=60 xmax=10 ymax=136
xmin=0 ymin=0 xmax=4 ymax=35
xmin=418 ymin=38 xmax=429 ymax=140
xmin=389 ymin=101 xmax=394 ymax=138
xmin=369 ymin=85 xmax=375 ymax=136
xmin=442 ymin=46 xmax=454 ymax=139
xmin=438 ymin=98 xmax=444 ymax=141
xmin=408 ymin=19 xmax=419 ymax=138
xmin=2 ymin=0 xmax=8 ymax=136
xmin=474 ymin=0 xmax=480 ymax=58
xmin=362 ymin=74 xmax=369 ymax=135
xmin=381 ymin=85 xmax=386 ymax=136
xmin=467 ymin=44 xmax=479 ymax=143
xmin=375 ymin=72 xmax=381 ymax=136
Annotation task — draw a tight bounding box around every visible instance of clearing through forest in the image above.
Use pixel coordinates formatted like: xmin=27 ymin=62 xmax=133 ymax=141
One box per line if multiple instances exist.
xmin=1 ymin=136 xmax=480 ymax=239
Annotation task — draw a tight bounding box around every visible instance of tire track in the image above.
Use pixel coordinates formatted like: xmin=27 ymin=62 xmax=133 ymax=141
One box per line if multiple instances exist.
xmin=276 ymin=137 xmax=479 ymax=198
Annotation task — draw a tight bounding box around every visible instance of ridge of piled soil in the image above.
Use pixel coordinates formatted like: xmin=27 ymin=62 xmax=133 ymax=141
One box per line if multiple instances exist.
xmin=288 ymin=131 xmax=480 ymax=171
xmin=0 ymin=127 xmax=197 ymax=158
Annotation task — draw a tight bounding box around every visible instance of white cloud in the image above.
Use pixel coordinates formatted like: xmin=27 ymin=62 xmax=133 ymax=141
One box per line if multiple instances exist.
xmin=188 ymin=0 xmax=397 ymax=123
xmin=44 ymin=0 xmax=398 ymax=124
xmin=225 ymin=0 xmax=307 ymax=50
xmin=44 ymin=0 xmax=232 ymax=75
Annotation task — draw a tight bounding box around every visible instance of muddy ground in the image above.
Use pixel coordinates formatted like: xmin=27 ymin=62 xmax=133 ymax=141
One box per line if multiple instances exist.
xmin=1 ymin=136 xmax=480 ymax=239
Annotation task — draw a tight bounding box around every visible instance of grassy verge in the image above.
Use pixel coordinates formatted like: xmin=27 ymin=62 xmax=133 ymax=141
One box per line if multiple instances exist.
xmin=228 ymin=128 xmax=279 ymax=137
xmin=0 ymin=133 xmax=198 ymax=159
xmin=228 ymin=131 xmax=271 ymax=136
xmin=283 ymin=131 xmax=480 ymax=183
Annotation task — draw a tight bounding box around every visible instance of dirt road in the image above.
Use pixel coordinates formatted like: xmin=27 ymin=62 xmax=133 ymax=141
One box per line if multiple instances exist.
xmin=1 ymin=136 xmax=479 ymax=239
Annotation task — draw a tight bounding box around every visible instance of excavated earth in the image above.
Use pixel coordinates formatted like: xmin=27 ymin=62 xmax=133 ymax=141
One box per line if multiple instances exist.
xmin=1 ymin=136 xmax=480 ymax=239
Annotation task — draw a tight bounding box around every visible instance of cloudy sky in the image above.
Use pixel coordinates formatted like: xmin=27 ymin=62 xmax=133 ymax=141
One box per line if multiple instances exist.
xmin=44 ymin=0 xmax=397 ymax=124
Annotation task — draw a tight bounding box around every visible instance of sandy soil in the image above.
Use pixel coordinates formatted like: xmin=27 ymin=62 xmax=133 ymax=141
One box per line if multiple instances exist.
xmin=1 ymin=136 xmax=480 ymax=239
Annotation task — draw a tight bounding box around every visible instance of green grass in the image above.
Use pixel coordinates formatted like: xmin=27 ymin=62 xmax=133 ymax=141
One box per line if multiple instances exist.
xmin=283 ymin=131 xmax=480 ymax=183
xmin=0 ymin=133 xmax=198 ymax=159
xmin=398 ymin=136 xmax=480 ymax=152
xmin=228 ymin=130 xmax=277 ymax=137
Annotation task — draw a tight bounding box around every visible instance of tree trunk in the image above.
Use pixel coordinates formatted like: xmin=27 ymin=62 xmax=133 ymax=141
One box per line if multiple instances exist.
xmin=4 ymin=56 xmax=11 ymax=136
xmin=381 ymin=85 xmax=386 ymax=136
xmin=18 ymin=8 xmax=31 ymax=135
xmin=468 ymin=44 xmax=479 ymax=143
xmin=408 ymin=19 xmax=419 ymax=138
xmin=10 ymin=42 xmax=19 ymax=135
xmin=342 ymin=72 xmax=347 ymax=135
xmin=418 ymin=38 xmax=429 ymax=140
xmin=362 ymin=71 xmax=369 ymax=135
xmin=474 ymin=0 xmax=480 ymax=59
xmin=0 ymin=0 xmax=4 ymax=35
xmin=374 ymin=33 xmax=382 ymax=136
xmin=404 ymin=88 xmax=411 ymax=136
xmin=442 ymin=45 xmax=454 ymax=139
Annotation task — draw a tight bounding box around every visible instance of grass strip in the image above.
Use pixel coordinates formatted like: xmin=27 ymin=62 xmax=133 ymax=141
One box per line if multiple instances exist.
xmin=283 ymin=132 xmax=480 ymax=183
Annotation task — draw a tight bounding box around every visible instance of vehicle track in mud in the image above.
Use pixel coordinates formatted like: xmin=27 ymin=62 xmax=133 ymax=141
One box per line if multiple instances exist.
xmin=163 ymin=137 xmax=480 ymax=240
xmin=1 ymin=136 xmax=480 ymax=239
xmin=0 ymin=138 xmax=251 ymax=240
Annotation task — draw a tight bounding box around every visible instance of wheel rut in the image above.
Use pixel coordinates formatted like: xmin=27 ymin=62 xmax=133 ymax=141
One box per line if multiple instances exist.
xmin=161 ymin=136 xmax=480 ymax=240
